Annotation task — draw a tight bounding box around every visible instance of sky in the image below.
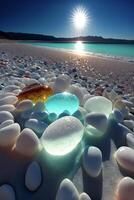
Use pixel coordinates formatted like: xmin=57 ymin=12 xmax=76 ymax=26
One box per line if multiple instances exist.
xmin=0 ymin=0 xmax=134 ymax=39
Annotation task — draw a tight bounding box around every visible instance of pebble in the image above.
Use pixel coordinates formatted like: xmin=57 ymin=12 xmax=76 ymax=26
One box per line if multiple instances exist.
xmin=15 ymin=128 xmax=40 ymax=156
xmin=113 ymin=109 xmax=124 ymax=123
xmin=114 ymin=100 xmax=129 ymax=118
xmin=16 ymin=100 xmax=33 ymax=111
xmin=53 ymin=74 xmax=71 ymax=92
xmin=41 ymin=116 xmax=84 ymax=155
xmin=0 ymin=123 xmax=20 ymax=147
xmin=0 ymin=120 xmax=14 ymax=129
xmin=115 ymin=146 xmax=134 ymax=173
xmin=123 ymin=120 xmax=134 ymax=130
xmin=0 ymin=96 xmax=18 ymax=106
xmin=83 ymin=94 xmax=94 ymax=105
xmin=0 ymin=111 xmax=14 ymax=124
xmin=0 ymin=184 xmax=16 ymax=200
xmin=129 ymin=97 xmax=134 ymax=104
xmin=84 ymin=96 xmax=112 ymax=117
xmin=79 ymin=193 xmax=91 ymax=200
xmin=56 ymin=179 xmax=79 ymax=200
xmin=25 ymin=161 xmax=42 ymax=191
xmin=126 ymin=133 xmax=134 ymax=149
xmin=45 ymin=92 xmax=79 ymax=116
xmin=85 ymin=112 xmax=107 ymax=133
xmin=83 ymin=146 xmax=102 ymax=177
xmin=115 ymin=177 xmax=134 ymax=200
xmin=69 ymin=85 xmax=84 ymax=106
xmin=25 ymin=118 xmax=48 ymax=137
xmin=0 ymin=104 xmax=15 ymax=112
xmin=4 ymin=85 xmax=20 ymax=92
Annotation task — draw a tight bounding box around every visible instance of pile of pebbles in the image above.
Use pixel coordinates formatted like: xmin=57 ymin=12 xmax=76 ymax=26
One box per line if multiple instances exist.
xmin=0 ymin=51 xmax=134 ymax=200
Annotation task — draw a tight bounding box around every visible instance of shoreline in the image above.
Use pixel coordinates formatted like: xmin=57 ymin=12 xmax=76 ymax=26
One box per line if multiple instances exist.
xmin=0 ymin=42 xmax=134 ymax=93
xmin=20 ymin=42 xmax=134 ymax=64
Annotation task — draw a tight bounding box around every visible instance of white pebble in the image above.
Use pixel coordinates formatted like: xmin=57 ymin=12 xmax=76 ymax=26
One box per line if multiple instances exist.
xmin=25 ymin=161 xmax=42 ymax=191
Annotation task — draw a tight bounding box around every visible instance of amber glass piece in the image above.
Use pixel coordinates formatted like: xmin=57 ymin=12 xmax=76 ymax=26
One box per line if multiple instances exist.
xmin=17 ymin=83 xmax=53 ymax=103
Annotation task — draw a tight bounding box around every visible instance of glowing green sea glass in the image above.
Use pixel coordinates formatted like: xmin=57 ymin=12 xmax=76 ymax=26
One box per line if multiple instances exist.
xmin=84 ymin=96 xmax=112 ymax=117
xmin=45 ymin=92 xmax=79 ymax=116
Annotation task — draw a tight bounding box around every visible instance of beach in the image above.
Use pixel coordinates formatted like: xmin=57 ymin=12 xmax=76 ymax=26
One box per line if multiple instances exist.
xmin=0 ymin=41 xmax=134 ymax=200
xmin=0 ymin=42 xmax=134 ymax=93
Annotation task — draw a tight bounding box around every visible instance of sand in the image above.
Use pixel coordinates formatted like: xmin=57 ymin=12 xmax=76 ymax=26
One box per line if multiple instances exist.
xmin=0 ymin=42 xmax=134 ymax=93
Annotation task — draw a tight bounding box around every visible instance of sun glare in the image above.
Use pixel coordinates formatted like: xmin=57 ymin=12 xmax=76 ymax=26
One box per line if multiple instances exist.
xmin=71 ymin=6 xmax=88 ymax=30
xmin=75 ymin=41 xmax=84 ymax=52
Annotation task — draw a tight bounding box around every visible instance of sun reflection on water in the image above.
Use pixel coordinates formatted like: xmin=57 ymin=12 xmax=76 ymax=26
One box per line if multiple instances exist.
xmin=75 ymin=41 xmax=84 ymax=52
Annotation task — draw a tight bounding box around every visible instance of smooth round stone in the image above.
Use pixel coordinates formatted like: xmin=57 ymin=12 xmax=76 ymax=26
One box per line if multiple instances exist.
xmin=0 ymin=120 xmax=14 ymax=129
xmin=129 ymin=97 xmax=134 ymax=104
xmin=0 ymin=104 xmax=15 ymax=112
xmin=85 ymin=112 xmax=107 ymax=133
xmin=115 ymin=146 xmax=134 ymax=173
xmin=30 ymin=111 xmax=48 ymax=121
xmin=0 ymin=92 xmax=15 ymax=99
xmin=126 ymin=133 xmax=134 ymax=149
xmin=114 ymin=100 xmax=129 ymax=118
xmin=69 ymin=85 xmax=84 ymax=106
xmin=78 ymin=106 xmax=87 ymax=116
xmin=0 ymin=123 xmax=20 ymax=147
xmin=0 ymin=184 xmax=16 ymax=200
xmin=4 ymin=85 xmax=20 ymax=92
xmin=25 ymin=161 xmax=42 ymax=191
xmin=41 ymin=116 xmax=84 ymax=156
xmin=0 ymin=96 xmax=18 ymax=106
xmin=25 ymin=119 xmax=48 ymax=136
xmin=73 ymin=110 xmax=84 ymax=123
xmin=113 ymin=109 xmax=124 ymax=123
xmin=53 ymin=74 xmax=71 ymax=92
xmin=122 ymin=100 xmax=134 ymax=110
xmin=83 ymin=94 xmax=94 ymax=105
xmin=83 ymin=146 xmax=102 ymax=177
xmin=0 ymin=111 xmax=14 ymax=124
xmin=33 ymin=102 xmax=44 ymax=112
xmin=79 ymin=193 xmax=91 ymax=200
xmin=48 ymin=113 xmax=57 ymax=122
xmin=115 ymin=177 xmax=134 ymax=200
xmin=15 ymin=128 xmax=40 ymax=156
xmin=56 ymin=179 xmax=79 ymax=200
xmin=16 ymin=100 xmax=33 ymax=111
xmin=84 ymin=96 xmax=112 ymax=117
xmin=123 ymin=120 xmax=134 ymax=130
xmin=108 ymin=89 xmax=120 ymax=102
xmin=21 ymin=110 xmax=32 ymax=119
xmin=45 ymin=92 xmax=79 ymax=116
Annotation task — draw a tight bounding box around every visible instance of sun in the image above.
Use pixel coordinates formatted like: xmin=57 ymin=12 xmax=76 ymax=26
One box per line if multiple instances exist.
xmin=71 ymin=6 xmax=88 ymax=30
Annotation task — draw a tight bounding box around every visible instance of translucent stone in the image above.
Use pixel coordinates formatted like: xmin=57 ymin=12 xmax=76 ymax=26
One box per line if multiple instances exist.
xmin=17 ymin=83 xmax=53 ymax=103
xmin=45 ymin=92 xmax=79 ymax=116
xmin=84 ymin=96 xmax=112 ymax=117
xmin=41 ymin=116 xmax=84 ymax=156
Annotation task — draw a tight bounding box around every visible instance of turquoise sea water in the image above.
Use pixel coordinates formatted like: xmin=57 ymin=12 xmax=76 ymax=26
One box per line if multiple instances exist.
xmin=24 ymin=42 xmax=134 ymax=61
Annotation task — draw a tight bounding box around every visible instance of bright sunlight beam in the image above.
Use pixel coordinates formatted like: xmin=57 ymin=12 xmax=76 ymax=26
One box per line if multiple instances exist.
xmin=71 ymin=6 xmax=88 ymax=30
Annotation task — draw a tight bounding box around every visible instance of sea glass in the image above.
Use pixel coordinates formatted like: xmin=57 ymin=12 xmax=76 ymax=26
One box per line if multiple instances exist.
xmin=18 ymin=83 xmax=53 ymax=103
xmin=45 ymin=92 xmax=79 ymax=116
xmin=84 ymin=96 xmax=112 ymax=117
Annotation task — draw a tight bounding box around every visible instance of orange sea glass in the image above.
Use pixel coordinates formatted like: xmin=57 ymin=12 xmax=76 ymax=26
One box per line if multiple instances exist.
xmin=17 ymin=83 xmax=53 ymax=103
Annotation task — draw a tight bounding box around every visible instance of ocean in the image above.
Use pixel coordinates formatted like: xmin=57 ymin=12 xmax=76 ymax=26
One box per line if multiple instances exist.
xmin=23 ymin=42 xmax=134 ymax=62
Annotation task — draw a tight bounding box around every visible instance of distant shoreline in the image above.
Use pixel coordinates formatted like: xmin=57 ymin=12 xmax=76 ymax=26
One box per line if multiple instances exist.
xmin=0 ymin=42 xmax=134 ymax=93
xmin=19 ymin=41 xmax=134 ymax=63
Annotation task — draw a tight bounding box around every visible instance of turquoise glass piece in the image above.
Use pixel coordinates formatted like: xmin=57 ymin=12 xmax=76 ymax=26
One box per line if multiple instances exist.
xmin=45 ymin=92 xmax=79 ymax=116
